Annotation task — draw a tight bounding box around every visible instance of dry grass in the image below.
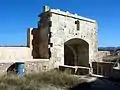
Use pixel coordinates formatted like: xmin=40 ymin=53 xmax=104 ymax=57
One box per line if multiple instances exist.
xmin=0 ymin=70 xmax=86 ymax=90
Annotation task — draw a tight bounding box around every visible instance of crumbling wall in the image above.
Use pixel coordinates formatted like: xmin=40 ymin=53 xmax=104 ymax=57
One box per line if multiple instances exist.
xmin=0 ymin=6 xmax=98 ymax=75
xmin=37 ymin=12 xmax=51 ymax=59
xmin=27 ymin=28 xmax=40 ymax=58
xmin=96 ymin=51 xmax=111 ymax=62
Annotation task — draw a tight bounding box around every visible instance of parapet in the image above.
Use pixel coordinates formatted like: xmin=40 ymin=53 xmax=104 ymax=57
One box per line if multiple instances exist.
xmin=42 ymin=6 xmax=96 ymax=23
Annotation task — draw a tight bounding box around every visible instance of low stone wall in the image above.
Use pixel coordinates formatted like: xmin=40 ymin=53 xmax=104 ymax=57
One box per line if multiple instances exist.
xmin=96 ymin=51 xmax=111 ymax=62
xmin=0 ymin=59 xmax=50 ymax=75
xmin=0 ymin=62 xmax=14 ymax=75
xmin=0 ymin=47 xmax=32 ymax=60
xmin=25 ymin=59 xmax=50 ymax=74
xmin=92 ymin=62 xmax=114 ymax=76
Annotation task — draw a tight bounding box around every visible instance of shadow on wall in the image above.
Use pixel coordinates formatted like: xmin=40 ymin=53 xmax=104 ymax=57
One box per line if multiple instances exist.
xmin=69 ymin=77 xmax=120 ymax=90
xmin=31 ymin=28 xmax=50 ymax=59
xmin=92 ymin=62 xmax=114 ymax=76
xmin=7 ymin=63 xmax=18 ymax=74
xmin=31 ymin=30 xmax=40 ymax=59
xmin=7 ymin=62 xmax=25 ymax=76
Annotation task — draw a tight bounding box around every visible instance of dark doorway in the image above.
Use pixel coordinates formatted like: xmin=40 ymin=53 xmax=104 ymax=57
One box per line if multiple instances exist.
xmin=64 ymin=38 xmax=89 ymax=67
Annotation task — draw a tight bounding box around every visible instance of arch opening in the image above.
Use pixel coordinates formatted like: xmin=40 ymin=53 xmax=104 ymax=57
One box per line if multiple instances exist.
xmin=7 ymin=62 xmax=25 ymax=76
xmin=64 ymin=38 xmax=89 ymax=67
xmin=7 ymin=63 xmax=18 ymax=74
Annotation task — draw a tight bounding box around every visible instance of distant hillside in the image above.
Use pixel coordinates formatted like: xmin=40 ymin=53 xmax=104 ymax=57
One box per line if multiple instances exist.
xmin=98 ymin=47 xmax=120 ymax=51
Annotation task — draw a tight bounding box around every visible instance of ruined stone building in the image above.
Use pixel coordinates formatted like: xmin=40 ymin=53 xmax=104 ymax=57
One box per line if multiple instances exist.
xmin=0 ymin=6 xmax=113 ymax=75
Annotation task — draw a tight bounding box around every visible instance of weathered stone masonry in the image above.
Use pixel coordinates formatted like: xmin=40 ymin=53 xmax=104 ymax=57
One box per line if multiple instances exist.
xmin=49 ymin=8 xmax=98 ymax=69
xmin=0 ymin=6 xmax=99 ymax=75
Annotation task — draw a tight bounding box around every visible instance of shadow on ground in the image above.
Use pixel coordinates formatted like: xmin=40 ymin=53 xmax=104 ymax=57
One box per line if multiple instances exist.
xmin=69 ymin=77 xmax=120 ymax=90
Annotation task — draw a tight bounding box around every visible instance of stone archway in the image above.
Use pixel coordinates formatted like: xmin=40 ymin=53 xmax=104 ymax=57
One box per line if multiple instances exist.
xmin=64 ymin=38 xmax=89 ymax=67
xmin=7 ymin=63 xmax=18 ymax=74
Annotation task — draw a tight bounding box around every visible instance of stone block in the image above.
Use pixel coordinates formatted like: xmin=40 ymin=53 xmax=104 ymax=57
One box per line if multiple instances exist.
xmin=59 ymin=65 xmax=90 ymax=75
xmin=59 ymin=65 xmax=76 ymax=74
xmin=76 ymin=66 xmax=90 ymax=75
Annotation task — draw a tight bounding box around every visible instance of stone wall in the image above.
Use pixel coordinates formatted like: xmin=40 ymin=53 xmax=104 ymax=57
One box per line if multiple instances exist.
xmin=92 ymin=62 xmax=114 ymax=76
xmin=37 ymin=12 xmax=50 ymax=59
xmin=0 ymin=59 xmax=50 ymax=75
xmin=49 ymin=9 xmax=98 ymax=68
xmin=96 ymin=51 xmax=111 ymax=62
xmin=0 ymin=6 xmax=98 ymax=75
xmin=0 ymin=62 xmax=14 ymax=75
xmin=25 ymin=59 xmax=50 ymax=74
xmin=0 ymin=47 xmax=32 ymax=60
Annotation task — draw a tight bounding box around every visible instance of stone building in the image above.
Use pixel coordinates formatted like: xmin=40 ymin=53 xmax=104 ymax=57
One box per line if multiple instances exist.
xmin=0 ymin=6 xmax=98 ymax=75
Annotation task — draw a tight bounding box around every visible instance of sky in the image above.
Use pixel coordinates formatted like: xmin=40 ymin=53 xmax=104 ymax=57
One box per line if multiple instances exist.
xmin=0 ymin=0 xmax=120 ymax=47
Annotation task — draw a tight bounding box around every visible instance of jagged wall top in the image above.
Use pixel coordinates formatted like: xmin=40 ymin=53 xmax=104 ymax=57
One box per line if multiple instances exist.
xmin=43 ymin=6 xmax=96 ymax=23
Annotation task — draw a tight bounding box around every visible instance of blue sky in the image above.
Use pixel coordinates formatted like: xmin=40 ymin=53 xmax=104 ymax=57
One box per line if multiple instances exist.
xmin=0 ymin=0 xmax=120 ymax=47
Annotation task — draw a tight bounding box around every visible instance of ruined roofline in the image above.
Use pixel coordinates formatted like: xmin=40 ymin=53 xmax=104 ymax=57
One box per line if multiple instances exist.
xmin=50 ymin=9 xmax=96 ymax=23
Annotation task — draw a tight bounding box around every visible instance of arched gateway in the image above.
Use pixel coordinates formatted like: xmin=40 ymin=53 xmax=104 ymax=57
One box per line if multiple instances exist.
xmin=64 ymin=38 xmax=89 ymax=67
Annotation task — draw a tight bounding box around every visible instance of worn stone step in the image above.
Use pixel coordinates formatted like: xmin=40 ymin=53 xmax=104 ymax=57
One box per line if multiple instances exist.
xmin=59 ymin=65 xmax=90 ymax=75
